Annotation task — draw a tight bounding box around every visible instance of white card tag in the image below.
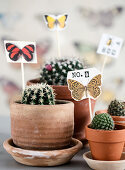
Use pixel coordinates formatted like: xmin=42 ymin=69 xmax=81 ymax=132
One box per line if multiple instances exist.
xmin=4 ymin=40 xmax=37 ymax=63
xmin=67 ymin=68 xmax=102 ymax=101
xmin=97 ymin=34 xmax=124 ymax=58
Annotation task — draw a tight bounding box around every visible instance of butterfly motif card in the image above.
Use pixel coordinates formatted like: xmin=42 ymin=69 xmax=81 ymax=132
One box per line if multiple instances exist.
xmin=43 ymin=13 xmax=68 ymax=58
xmin=44 ymin=14 xmax=68 ymax=31
xmin=67 ymin=68 xmax=102 ymax=101
xmin=97 ymin=34 xmax=124 ymax=58
xmin=4 ymin=40 xmax=37 ymax=63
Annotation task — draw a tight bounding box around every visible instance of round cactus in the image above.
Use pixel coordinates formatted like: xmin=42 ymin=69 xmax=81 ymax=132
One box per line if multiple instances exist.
xmin=22 ymin=83 xmax=55 ymax=105
xmin=108 ymin=99 xmax=125 ymax=116
xmin=90 ymin=113 xmax=114 ymax=130
xmin=40 ymin=58 xmax=84 ymax=85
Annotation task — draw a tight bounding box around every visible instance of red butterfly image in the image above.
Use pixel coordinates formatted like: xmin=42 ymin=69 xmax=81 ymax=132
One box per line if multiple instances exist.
xmin=6 ymin=43 xmax=35 ymax=61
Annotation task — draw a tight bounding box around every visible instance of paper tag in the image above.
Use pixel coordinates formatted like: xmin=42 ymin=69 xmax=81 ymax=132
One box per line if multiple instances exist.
xmin=97 ymin=34 xmax=124 ymax=58
xmin=4 ymin=40 xmax=37 ymax=63
xmin=44 ymin=14 xmax=68 ymax=31
xmin=67 ymin=68 xmax=102 ymax=101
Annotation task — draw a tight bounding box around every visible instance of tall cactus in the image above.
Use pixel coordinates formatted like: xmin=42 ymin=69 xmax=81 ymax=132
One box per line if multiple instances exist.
xmin=22 ymin=83 xmax=55 ymax=105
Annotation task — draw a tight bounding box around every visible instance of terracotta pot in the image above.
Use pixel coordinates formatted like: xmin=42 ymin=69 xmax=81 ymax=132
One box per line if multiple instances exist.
xmin=95 ymin=109 xmax=125 ymax=151
xmin=27 ymin=78 xmax=40 ymax=85
xmin=10 ymin=96 xmax=74 ymax=150
xmin=85 ymin=125 xmax=125 ymax=161
xmin=27 ymin=78 xmax=96 ymax=143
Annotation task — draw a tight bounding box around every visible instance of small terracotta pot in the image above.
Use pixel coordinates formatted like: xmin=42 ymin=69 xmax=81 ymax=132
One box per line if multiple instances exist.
xmin=27 ymin=78 xmax=96 ymax=143
xmin=95 ymin=109 xmax=107 ymax=115
xmin=85 ymin=125 xmax=125 ymax=161
xmin=10 ymin=96 xmax=74 ymax=150
xmin=95 ymin=109 xmax=125 ymax=151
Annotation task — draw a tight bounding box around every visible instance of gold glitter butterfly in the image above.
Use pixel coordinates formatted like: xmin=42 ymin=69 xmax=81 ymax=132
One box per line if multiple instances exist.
xmin=44 ymin=14 xmax=68 ymax=30
xmin=68 ymin=74 xmax=102 ymax=101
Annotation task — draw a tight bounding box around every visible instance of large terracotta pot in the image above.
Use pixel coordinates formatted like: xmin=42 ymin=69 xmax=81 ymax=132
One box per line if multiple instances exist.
xmin=27 ymin=78 xmax=96 ymax=143
xmin=85 ymin=125 xmax=125 ymax=161
xmin=10 ymin=96 xmax=74 ymax=150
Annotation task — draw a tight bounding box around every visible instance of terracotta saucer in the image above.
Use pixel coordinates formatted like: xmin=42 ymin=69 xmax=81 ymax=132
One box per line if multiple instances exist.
xmin=83 ymin=151 xmax=125 ymax=170
xmin=3 ymin=138 xmax=82 ymax=167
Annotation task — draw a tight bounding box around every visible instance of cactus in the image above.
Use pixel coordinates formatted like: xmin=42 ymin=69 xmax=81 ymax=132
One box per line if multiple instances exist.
xmin=40 ymin=58 xmax=84 ymax=85
xmin=90 ymin=113 xmax=114 ymax=130
xmin=22 ymin=83 xmax=55 ymax=105
xmin=108 ymin=99 xmax=125 ymax=116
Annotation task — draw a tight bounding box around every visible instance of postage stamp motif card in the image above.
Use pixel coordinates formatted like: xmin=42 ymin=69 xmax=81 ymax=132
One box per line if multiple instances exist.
xmin=97 ymin=34 xmax=124 ymax=58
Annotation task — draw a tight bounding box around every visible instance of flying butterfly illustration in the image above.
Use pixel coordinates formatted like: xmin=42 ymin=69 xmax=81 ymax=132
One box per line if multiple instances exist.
xmin=68 ymin=74 xmax=102 ymax=101
xmin=0 ymin=77 xmax=21 ymax=97
xmin=5 ymin=43 xmax=35 ymax=62
xmin=79 ymin=6 xmax=123 ymax=28
xmin=0 ymin=12 xmax=21 ymax=29
xmin=44 ymin=14 xmax=68 ymax=30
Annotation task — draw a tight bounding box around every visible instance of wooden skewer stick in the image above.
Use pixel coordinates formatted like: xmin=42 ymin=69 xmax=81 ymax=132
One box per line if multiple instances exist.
xmin=86 ymin=89 xmax=93 ymax=121
xmin=101 ymin=55 xmax=108 ymax=73
xmin=56 ymin=30 xmax=61 ymax=58
xmin=88 ymin=97 xmax=93 ymax=121
xmin=21 ymin=58 xmax=25 ymax=90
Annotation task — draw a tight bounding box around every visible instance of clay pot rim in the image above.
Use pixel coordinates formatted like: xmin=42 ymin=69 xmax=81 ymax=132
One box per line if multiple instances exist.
xmin=51 ymin=85 xmax=68 ymax=88
xmin=95 ymin=109 xmax=107 ymax=114
xmin=85 ymin=125 xmax=125 ymax=143
xmin=11 ymin=99 xmax=74 ymax=108
xmin=86 ymin=125 xmax=125 ymax=133
xmin=27 ymin=78 xmax=68 ymax=87
xmin=112 ymin=115 xmax=125 ymax=118
xmin=95 ymin=110 xmax=125 ymax=118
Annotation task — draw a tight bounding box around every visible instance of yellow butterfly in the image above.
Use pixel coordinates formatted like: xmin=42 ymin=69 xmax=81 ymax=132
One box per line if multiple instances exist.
xmin=68 ymin=74 xmax=102 ymax=101
xmin=107 ymin=38 xmax=112 ymax=46
xmin=44 ymin=14 xmax=68 ymax=30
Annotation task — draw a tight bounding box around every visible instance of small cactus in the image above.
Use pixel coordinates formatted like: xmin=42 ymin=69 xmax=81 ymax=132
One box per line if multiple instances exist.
xmin=108 ymin=99 xmax=125 ymax=116
xmin=90 ymin=113 xmax=114 ymax=130
xmin=22 ymin=83 xmax=55 ymax=105
xmin=40 ymin=58 xmax=84 ymax=85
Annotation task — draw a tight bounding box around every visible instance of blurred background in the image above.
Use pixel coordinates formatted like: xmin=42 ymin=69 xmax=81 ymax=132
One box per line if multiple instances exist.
xmin=0 ymin=0 xmax=125 ymax=115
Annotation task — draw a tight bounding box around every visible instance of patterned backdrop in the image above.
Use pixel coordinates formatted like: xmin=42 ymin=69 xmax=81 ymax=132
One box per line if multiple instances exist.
xmin=0 ymin=0 xmax=125 ymax=115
